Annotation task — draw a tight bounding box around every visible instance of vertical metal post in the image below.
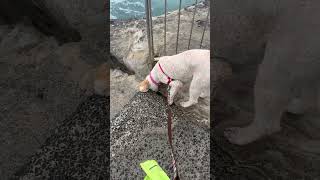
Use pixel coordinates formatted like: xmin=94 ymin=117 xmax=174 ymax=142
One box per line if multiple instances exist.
xmin=188 ymin=0 xmax=198 ymax=50
xmin=145 ymin=0 xmax=154 ymax=70
xmin=164 ymin=0 xmax=167 ymax=55
xmin=200 ymin=8 xmax=209 ymax=49
xmin=175 ymin=0 xmax=182 ymax=54
xmin=148 ymin=0 xmax=154 ymax=55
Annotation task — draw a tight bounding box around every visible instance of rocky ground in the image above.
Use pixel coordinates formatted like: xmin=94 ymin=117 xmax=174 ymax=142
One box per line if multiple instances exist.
xmin=13 ymin=92 xmax=209 ymax=180
xmin=111 ymin=92 xmax=209 ymax=179
xmin=13 ymin=95 xmax=109 ymax=180
xmin=0 ymin=22 xmax=106 ymax=179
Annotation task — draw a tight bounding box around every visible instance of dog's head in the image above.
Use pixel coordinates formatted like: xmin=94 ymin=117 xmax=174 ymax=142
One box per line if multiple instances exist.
xmin=139 ymin=79 xmax=150 ymax=92
xmin=138 ymin=75 xmax=159 ymax=92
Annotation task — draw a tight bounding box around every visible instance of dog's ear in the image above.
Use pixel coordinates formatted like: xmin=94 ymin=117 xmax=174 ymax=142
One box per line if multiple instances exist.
xmin=138 ymin=79 xmax=150 ymax=92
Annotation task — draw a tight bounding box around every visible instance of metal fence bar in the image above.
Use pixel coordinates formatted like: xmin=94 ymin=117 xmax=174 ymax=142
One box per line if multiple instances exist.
xmin=148 ymin=0 xmax=154 ymax=55
xmin=200 ymin=7 xmax=209 ymax=48
xmin=145 ymin=0 xmax=209 ymax=60
xmin=175 ymin=0 xmax=182 ymax=54
xmin=145 ymin=0 xmax=154 ymax=70
xmin=164 ymin=0 xmax=167 ymax=55
xmin=187 ymin=0 xmax=198 ymax=50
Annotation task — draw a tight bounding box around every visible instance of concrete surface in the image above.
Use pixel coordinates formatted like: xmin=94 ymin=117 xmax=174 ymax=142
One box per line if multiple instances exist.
xmin=111 ymin=92 xmax=210 ymax=179
xmin=110 ymin=69 xmax=139 ymax=119
xmin=13 ymin=92 xmax=209 ymax=179
xmin=13 ymin=95 xmax=109 ymax=179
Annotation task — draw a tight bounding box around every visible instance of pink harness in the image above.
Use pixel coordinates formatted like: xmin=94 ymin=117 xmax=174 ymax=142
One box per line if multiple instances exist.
xmin=149 ymin=72 xmax=159 ymax=86
xmin=149 ymin=63 xmax=173 ymax=86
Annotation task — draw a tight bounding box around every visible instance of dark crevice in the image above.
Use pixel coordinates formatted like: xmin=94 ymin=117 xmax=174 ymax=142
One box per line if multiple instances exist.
xmin=108 ymin=54 xmax=135 ymax=75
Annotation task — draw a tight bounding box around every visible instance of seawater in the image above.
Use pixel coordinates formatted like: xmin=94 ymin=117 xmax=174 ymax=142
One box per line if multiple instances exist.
xmin=110 ymin=0 xmax=203 ymax=20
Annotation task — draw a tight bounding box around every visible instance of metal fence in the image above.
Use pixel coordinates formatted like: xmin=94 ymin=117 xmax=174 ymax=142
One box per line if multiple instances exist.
xmin=144 ymin=0 xmax=210 ymax=70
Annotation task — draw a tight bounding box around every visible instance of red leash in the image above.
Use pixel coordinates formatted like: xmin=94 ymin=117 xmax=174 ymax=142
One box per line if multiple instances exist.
xmin=166 ymin=87 xmax=180 ymax=180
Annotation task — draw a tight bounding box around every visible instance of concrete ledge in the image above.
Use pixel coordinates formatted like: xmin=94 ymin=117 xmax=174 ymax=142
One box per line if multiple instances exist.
xmin=111 ymin=92 xmax=209 ymax=179
xmin=13 ymin=95 xmax=109 ymax=179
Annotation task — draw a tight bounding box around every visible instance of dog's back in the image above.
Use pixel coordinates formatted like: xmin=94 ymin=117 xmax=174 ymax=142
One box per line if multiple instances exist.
xmin=158 ymin=49 xmax=209 ymax=81
xmin=171 ymin=49 xmax=209 ymax=64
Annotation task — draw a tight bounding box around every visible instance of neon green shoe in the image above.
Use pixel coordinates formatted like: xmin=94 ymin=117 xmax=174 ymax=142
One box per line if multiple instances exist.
xmin=140 ymin=160 xmax=170 ymax=180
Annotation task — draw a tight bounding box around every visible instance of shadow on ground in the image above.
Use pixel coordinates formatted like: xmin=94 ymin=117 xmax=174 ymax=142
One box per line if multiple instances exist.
xmin=212 ymin=97 xmax=320 ymax=180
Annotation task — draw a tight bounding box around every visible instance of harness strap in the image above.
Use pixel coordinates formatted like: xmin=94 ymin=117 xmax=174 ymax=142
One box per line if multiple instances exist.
xmin=149 ymin=73 xmax=159 ymax=86
xmin=159 ymin=63 xmax=173 ymax=85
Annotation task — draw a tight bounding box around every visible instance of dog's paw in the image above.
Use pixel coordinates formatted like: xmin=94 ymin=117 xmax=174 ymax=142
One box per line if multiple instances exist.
xmin=224 ymin=123 xmax=280 ymax=145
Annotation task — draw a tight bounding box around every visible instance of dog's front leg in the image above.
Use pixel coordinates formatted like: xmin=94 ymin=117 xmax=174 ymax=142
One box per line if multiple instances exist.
xmin=168 ymin=80 xmax=183 ymax=105
xmin=180 ymin=75 xmax=203 ymax=108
